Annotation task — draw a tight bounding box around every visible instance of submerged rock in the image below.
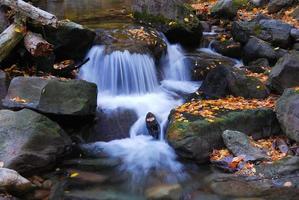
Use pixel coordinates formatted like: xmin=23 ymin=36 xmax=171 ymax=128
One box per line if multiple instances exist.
xmin=275 ymin=88 xmax=299 ymax=142
xmin=145 ymin=184 xmax=182 ymax=200
xmin=0 ymin=168 xmax=33 ymax=194
xmin=132 ymin=0 xmax=202 ymax=48
xmin=199 ymin=65 xmax=269 ymax=99
xmin=167 ymin=108 xmax=280 ymax=163
xmin=222 ymin=130 xmax=270 ymax=161
xmin=3 ymin=76 xmax=97 ymax=117
xmin=267 ymin=51 xmax=299 ymax=94
xmin=0 ymin=109 xmax=71 ymax=174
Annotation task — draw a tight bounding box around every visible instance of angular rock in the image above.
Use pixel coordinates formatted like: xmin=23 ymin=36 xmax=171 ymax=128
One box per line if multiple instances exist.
xmin=232 ymin=19 xmax=293 ymax=48
xmin=268 ymin=0 xmax=294 ymax=14
xmin=211 ymin=40 xmax=242 ymax=58
xmin=0 ymin=109 xmax=71 ymax=174
xmin=167 ymin=108 xmax=280 ymax=163
xmin=291 ymin=6 xmax=299 ymax=20
xmin=184 ymin=51 xmax=236 ymax=81
xmin=267 ymin=51 xmax=299 ymax=94
xmin=250 ymin=0 xmax=269 ymax=7
xmin=243 ymin=37 xmax=278 ymax=64
xmin=0 ymin=168 xmax=33 ymax=194
xmin=3 ymin=76 xmax=97 ymax=116
xmin=275 ymin=88 xmax=299 ymax=142
xmin=132 ymin=0 xmax=202 ymax=48
xmin=245 ymin=58 xmax=270 ymax=73
xmin=211 ymin=0 xmax=243 ymax=19
xmin=222 ymin=130 xmax=270 ymax=161
xmin=199 ymin=65 xmax=269 ymax=99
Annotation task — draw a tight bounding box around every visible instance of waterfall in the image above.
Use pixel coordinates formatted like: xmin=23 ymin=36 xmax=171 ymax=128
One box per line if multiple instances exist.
xmin=79 ymin=45 xmax=159 ymax=95
xmin=162 ymin=36 xmax=191 ymax=81
xmin=78 ymin=41 xmax=196 ymax=189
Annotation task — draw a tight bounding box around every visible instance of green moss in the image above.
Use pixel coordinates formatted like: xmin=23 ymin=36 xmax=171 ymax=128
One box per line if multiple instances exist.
xmin=253 ymin=24 xmax=262 ymax=35
xmin=232 ymin=0 xmax=248 ymax=9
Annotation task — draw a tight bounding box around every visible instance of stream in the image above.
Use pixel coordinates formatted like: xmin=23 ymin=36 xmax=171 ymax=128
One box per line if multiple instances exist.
xmin=37 ymin=1 xmax=243 ymax=199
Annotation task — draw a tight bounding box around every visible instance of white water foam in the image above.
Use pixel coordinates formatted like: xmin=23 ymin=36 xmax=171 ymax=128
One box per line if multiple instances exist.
xmin=79 ymin=40 xmax=197 ymax=187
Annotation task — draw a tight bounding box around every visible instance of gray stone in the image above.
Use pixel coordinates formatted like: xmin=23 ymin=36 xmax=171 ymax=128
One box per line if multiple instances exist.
xmin=222 ymin=130 xmax=270 ymax=161
xmin=0 ymin=168 xmax=33 ymax=194
xmin=267 ymin=51 xmax=299 ymax=94
xmin=167 ymin=108 xmax=281 ymax=163
xmin=275 ymin=88 xmax=299 ymax=142
xmin=290 ymin=28 xmax=299 ymax=41
xmin=211 ymin=0 xmax=241 ymax=19
xmin=268 ymin=0 xmax=294 ymax=14
xmin=0 ymin=109 xmax=71 ymax=174
xmin=3 ymin=76 xmax=97 ymax=116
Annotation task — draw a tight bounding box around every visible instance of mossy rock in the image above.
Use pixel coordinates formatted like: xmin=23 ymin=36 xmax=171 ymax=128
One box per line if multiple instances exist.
xmin=166 ymin=108 xmax=281 ymax=163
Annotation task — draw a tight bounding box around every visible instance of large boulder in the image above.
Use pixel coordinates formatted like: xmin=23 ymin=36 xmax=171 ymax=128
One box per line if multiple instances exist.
xmin=232 ymin=19 xmax=293 ymax=49
xmin=275 ymin=88 xmax=299 ymax=142
xmin=0 ymin=168 xmax=33 ymax=194
xmin=211 ymin=0 xmax=246 ymax=19
xmin=0 ymin=109 xmax=71 ymax=174
xmin=167 ymin=108 xmax=280 ymax=163
xmin=97 ymin=26 xmax=167 ymax=61
xmin=210 ymin=40 xmax=242 ymax=58
xmin=268 ymin=0 xmax=294 ymax=14
xmin=184 ymin=51 xmax=236 ymax=81
xmin=267 ymin=51 xmax=299 ymax=94
xmin=199 ymin=65 xmax=269 ymax=99
xmin=132 ymin=0 xmax=202 ymax=48
xmin=29 ymin=20 xmax=96 ymax=61
xmin=243 ymin=36 xmax=279 ymax=64
xmin=3 ymin=76 xmax=97 ymax=116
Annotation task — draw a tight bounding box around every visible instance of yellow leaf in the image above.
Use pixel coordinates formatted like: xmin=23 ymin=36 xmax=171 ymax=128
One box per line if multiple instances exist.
xmin=14 ymin=27 xmax=22 ymax=33
xmin=70 ymin=172 xmax=79 ymax=178
xmin=184 ymin=18 xmax=189 ymax=23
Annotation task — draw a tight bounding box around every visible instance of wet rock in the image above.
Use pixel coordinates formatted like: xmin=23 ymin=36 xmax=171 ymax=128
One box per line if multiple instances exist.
xmin=132 ymin=0 xmax=202 ymax=48
xmin=293 ymin=42 xmax=299 ymax=51
xmin=66 ymin=169 xmax=108 ymax=184
xmin=210 ymin=0 xmax=243 ymax=19
xmin=145 ymin=184 xmax=182 ymax=200
xmin=167 ymin=108 xmax=280 ymax=163
xmin=222 ymin=130 xmax=270 ymax=161
xmin=146 ymin=112 xmax=160 ymax=140
xmin=206 ymin=172 xmax=299 ymax=199
xmin=232 ymin=21 xmax=256 ymax=44
xmin=267 ymin=51 xmax=299 ymax=94
xmin=62 ymin=158 xmax=121 ymax=171
xmin=243 ymin=37 xmax=278 ymax=64
xmin=255 ymin=156 xmax=299 ymax=177
xmin=3 ymin=76 xmax=97 ymax=117
xmin=87 ymin=109 xmax=138 ymax=142
xmin=184 ymin=51 xmax=236 ymax=81
xmin=29 ymin=20 xmax=96 ymax=61
xmin=0 ymin=168 xmax=33 ymax=194
xmin=275 ymin=88 xmax=299 ymax=142
xmin=211 ymin=40 xmax=242 ymax=58
xmin=0 ymin=109 xmax=71 ymax=174
xmin=199 ymin=65 xmax=269 ymax=99
xmin=100 ymin=26 xmax=167 ymax=61
xmin=268 ymin=0 xmax=294 ymax=14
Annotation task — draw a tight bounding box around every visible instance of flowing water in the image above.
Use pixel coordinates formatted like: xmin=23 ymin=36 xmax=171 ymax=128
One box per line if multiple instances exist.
xmin=79 ymin=38 xmax=199 ymax=191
